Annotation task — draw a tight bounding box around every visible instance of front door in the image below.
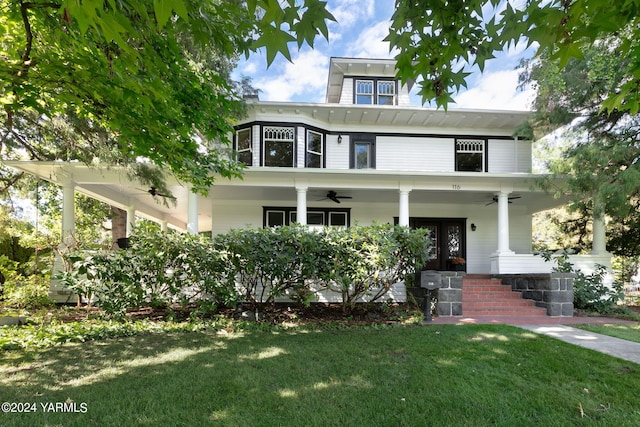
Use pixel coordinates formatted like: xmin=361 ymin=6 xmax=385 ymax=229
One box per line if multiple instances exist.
xmin=410 ymin=218 xmax=466 ymax=271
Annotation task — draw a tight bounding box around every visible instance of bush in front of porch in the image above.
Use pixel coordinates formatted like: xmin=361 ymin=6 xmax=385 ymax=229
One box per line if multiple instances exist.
xmin=59 ymin=224 xmax=431 ymax=316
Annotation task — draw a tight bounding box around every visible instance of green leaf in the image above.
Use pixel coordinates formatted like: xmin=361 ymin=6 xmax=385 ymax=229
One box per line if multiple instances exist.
xmin=153 ymin=0 xmax=173 ymax=29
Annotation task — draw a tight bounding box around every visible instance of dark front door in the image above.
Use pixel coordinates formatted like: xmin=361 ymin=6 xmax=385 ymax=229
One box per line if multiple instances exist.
xmin=410 ymin=218 xmax=466 ymax=271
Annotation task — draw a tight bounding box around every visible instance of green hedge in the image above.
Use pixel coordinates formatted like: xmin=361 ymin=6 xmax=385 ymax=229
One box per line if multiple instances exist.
xmin=60 ymin=224 xmax=431 ymax=316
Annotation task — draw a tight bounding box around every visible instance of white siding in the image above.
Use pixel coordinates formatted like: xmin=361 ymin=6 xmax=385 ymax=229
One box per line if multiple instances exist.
xmin=296 ymin=126 xmax=305 ymax=168
xmin=488 ymin=139 xmax=532 ymax=173
xmin=340 ymin=78 xmax=353 ymax=104
xmin=376 ymin=136 xmax=454 ymax=171
xmin=326 ymin=134 xmax=350 ymax=169
xmin=251 ymin=125 xmax=260 ymax=166
xmin=397 ymin=83 xmax=412 ymax=106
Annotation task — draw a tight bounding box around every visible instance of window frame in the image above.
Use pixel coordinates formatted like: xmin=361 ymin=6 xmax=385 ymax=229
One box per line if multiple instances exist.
xmin=234 ymin=127 xmax=253 ymax=166
xmin=262 ymin=126 xmax=296 ymax=167
xmin=355 ymin=79 xmax=374 ymax=104
xmin=263 ymin=207 xmax=351 ymax=228
xmin=455 ymin=138 xmax=487 ymax=172
xmin=377 ymin=80 xmax=396 ymax=105
xmin=349 ymin=134 xmax=376 ymax=169
xmin=353 ymin=78 xmax=397 ymax=105
xmin=306 ymin=129 xmax=325 ymax=168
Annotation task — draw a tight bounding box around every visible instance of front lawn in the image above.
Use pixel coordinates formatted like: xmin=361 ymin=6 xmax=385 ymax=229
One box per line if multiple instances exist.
xmin=2 ymin=323 xmax=640 ymax=426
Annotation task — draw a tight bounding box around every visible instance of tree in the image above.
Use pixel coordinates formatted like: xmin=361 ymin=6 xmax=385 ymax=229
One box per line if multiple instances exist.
xmin=521 ymin=38 xmax=640 ymax=260
xmin=386 ymin=0 xmax=640 ymax=112
xmin=1 ymin=0 xmax=335 ymax=194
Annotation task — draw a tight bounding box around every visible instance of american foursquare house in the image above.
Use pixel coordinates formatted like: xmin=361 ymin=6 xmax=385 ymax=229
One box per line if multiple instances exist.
xmin=7 ymin=58 xmax=612 ymax=317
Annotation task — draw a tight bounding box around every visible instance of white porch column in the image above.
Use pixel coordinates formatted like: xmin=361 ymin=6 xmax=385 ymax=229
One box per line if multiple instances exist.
xmin=592 ymin=213 xmax=607 ymax=255
xmin=296 ymin=184 xmax=308 ymax=225
xmin=126 ymin=205 xmax=136 ymax=237
xmin=160 ymin=219 xmax=168 ymax=232
xmin=187 ymin=190 xmax=198 ymax=235
xmin=61 ymin=182 xmax=75 ymax=246
xmin=398 ymin=186 xmax=411 ymax=227
xmin=496 ymin=191 xmax=514 ymax=254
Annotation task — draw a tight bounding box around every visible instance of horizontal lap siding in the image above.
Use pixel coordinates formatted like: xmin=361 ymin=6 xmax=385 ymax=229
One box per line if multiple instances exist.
xmin=376 ymin=136 xmax=454 ymax=171
xmin=340 ymin=78 xmax=353 ymax=104
xmin=488 ymin=139 xmax=532 ymax=173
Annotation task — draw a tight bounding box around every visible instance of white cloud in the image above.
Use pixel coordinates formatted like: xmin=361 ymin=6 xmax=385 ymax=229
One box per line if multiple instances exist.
xmin=254 ymin=50 xmax=330 ymax=102
xmin=330 ymin=0 xmax=375 ymax=29
xmin=453 ymin=69 xmax=536 ymax=111
xmin=345 ymin=20 xmax=395 ymax=58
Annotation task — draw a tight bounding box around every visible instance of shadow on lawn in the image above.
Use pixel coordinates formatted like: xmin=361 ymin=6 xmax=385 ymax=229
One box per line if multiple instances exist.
xmin=2 ymin=325 xmax=640 ymax=426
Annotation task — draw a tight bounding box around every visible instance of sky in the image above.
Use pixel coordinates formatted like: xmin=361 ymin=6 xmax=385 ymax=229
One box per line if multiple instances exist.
xmin=234 ymin=0 xmax=537 ymax=111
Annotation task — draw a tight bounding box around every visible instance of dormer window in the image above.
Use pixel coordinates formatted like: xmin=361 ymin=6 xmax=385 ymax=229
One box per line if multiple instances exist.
xmin=355 ymin=80 xmax=374 ymax=104
xmin=354 ymin=79 xmax=396 ymax=105
xmin=377 ymin=81 xmax=396 ymax=105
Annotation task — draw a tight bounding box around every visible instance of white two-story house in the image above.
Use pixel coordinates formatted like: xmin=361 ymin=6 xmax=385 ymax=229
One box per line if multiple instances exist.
xmin=7 ymin=57 xmax=611 ymax=304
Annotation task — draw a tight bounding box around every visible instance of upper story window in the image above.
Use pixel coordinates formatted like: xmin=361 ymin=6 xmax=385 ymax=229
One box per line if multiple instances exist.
xmin=235 ymin=128 xmax=252 ymax=166
xmin=263 ymin=126 xmax=295 ymax=167
xmin=355 ymin=80 xmax=374 ymax=104
xmin=354 ymin=79 xmax=396 ymax=105
xmin=350 ymin=134 xmax=376 ymax=169
xmin=306 ymin=130 xmax=324 ymax=168
xmin=455 ymin=139 xmax=486 ymax=172
xmin=377 ymin=81 xmax=396 ymax=105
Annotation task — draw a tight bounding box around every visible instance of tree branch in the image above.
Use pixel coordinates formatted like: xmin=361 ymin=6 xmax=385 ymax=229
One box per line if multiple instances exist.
xmin=0 ymin=172 xmax=25 ymax=195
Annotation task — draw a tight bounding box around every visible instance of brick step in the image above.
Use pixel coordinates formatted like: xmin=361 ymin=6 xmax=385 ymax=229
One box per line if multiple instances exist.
xmin=462 ymin=285 xmax=515 ymax=292
xmin=463 ymin=300 xmax=539 ymax=308
xmin=462 ymin=309 xmax=547 ymax=317
xmin=461 ymin=276 xmax=548 ymax=317
xmin=463 ymin=279 xmax=504 ymax=286
xmin=462 ymin=289 xmax=522 ymax=301
xmin=463 ymin=293 xmax=527 ymax=301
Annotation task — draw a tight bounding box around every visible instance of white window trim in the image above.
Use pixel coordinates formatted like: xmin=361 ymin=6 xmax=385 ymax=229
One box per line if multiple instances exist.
xmin=236 ymin=128 xmax=252 ymax=165
xmin=306 ymin=130 xmax=324 ymax=168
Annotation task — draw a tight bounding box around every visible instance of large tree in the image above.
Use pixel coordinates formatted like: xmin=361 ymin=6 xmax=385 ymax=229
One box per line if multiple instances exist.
xmin=521 ymin=37 xmax=640 ymax=258
xmin=386 ymin=0 xmax=640 ymax=112
xmin=1 ymin=0 xmax=334 ymax=194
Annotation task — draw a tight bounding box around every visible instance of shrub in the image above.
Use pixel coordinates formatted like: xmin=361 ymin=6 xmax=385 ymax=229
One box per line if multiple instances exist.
xmin=318 ymin=224 xmax=431 ymax=312
xmin=60 ymin=224 xmax=431 ymax=317
xmin=60 ymin=224 xmax=236 ymax=317
xmin=215 ymin=225 xmax=334 ymax=307
xmin=0 ymin=255 xmax=53 ymax=309
xmin=540 ymin=250 xmax=623 ymax=313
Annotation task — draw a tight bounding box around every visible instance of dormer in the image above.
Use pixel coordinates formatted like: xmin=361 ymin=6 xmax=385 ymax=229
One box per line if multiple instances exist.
xmin=325 ymin=57 xmax=414 ymax=106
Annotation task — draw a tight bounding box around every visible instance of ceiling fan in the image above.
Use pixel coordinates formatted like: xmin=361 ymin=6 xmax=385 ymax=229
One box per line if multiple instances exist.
xmin=485 ymin=194 xmax=522 ymax=206
xmin=137 ymin=187 xmax=173 ymax=200
xmin=321 ymin=190 xmax=352 ymax=204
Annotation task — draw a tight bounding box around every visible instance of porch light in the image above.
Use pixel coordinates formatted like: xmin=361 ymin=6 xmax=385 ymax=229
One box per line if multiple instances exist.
xmin=337 ymin=135 xmax=342 ymax=144
xmin=471 ymin=223 xmax=477 ymax=231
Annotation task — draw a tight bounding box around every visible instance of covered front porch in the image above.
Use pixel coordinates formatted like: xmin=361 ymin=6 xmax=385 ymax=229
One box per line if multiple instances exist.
xmin=5 ymin=161 xmax=611 ymax=276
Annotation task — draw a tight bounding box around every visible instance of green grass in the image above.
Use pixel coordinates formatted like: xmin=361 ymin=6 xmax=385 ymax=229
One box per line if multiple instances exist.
xmin=2 ymin=324 xmax=640 ymax=426
xmin=574 ymin=323 xmax=640 ymax=343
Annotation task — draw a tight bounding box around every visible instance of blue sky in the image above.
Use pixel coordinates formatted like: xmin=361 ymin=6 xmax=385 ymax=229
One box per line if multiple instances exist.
xmin=234 ymin=0 xmax=536 ymax=111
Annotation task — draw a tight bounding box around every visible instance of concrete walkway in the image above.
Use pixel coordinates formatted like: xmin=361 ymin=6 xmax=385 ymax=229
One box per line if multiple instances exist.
xmin=518 ymin=324 xmax=640 ymax=365
xmin=428 ymin=315 xmax=640 ymax=364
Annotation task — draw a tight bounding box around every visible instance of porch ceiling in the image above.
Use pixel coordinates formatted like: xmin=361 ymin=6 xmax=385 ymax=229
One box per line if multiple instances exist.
xmin=4 ymin=161 xmax=569 ymax=232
